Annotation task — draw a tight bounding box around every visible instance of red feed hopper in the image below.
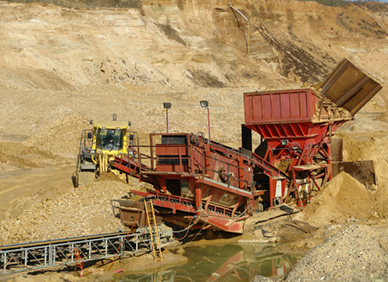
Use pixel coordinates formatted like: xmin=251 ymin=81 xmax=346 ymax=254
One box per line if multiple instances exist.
xmin=243 ymin=58 xmax=382 ymax=165
xmin=243 ymin=59 xmax=382 ymax=206
xmin=244 ymin=88 xmax=350 ymax=148
xmin=243 ymin=88 xmax=347 ymax=206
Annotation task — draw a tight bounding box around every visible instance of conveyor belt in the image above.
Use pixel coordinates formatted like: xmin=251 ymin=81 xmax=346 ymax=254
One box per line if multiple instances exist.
xmin=0 ymin=231 xmax=128 ymax=251
xmin=1 ymin=226 xmax=173 ymax=275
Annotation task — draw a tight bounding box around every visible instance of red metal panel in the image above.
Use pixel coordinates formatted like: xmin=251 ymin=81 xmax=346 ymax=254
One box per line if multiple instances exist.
xmin=156 ymin=164 xmax=188 ymax=172
xmin=272 ymin=94 xmax=281 ymax=120
xmin=155 ymin=144 xmax=188 ymax=156
xmin=244 ymin=88 xmax=318 ymax=125
xmin=252 ymin=95 xmax=262 ymax=122
xmin=246 ymin=122 xmax=334 ymax=147
xmin=262 ymin=94 xmax=272 ymax=120
xmin=198 ymin=216 xmax=244 ymax=233
xmin=290 ymin=91 xmax=300 ymax=119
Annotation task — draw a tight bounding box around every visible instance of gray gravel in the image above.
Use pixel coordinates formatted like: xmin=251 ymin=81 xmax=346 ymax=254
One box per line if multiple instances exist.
xmin=285 ymin=224 xmax=388 ymax=282
xmin=251 ymin=275 xmax=274 ymax=282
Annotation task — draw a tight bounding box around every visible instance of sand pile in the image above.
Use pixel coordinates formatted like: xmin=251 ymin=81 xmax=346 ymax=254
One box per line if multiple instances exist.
xmin=372 ymin=185 xmax=388 ymax=218
xmin=0 ymin=179 xmax=133 ymax=245
xmin=24 ymin=114 xmax=89 ymax=156
xmin=285 ymin=224 xmax=388 ymax=282
xmin=303 ymin=172 xmax=372 ymax=227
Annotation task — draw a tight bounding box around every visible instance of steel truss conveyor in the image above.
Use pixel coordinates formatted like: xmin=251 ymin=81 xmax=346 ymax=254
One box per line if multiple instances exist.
xmin=1 ymin=227 xmax=173 ymax=275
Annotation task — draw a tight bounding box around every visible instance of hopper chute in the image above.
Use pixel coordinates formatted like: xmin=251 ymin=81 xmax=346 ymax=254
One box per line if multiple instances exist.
xmin=319 ymin=58 xmax=382 ymax=115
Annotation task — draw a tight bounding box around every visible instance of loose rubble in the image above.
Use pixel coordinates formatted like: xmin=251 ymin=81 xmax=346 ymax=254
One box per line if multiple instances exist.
xmin=285 ymin=225 xmax=388 ymax=282
xmin=0 ymin=176 xmax=133 ymax=245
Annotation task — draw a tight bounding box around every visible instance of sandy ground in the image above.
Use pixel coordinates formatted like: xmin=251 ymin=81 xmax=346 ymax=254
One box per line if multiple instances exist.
xmin=0 ymin=0 xmax=388 ymax=281
xmin=2 ymin=249 xmax=188 ymax=282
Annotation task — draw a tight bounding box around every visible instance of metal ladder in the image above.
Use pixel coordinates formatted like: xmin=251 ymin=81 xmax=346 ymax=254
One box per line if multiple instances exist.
xmin=144 ymin=200 xmax=163 ymax=262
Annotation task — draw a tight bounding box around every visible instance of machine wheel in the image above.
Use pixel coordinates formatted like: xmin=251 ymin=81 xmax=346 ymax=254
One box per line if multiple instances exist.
xmin=78 ymin=171 xmax=95 ymax=186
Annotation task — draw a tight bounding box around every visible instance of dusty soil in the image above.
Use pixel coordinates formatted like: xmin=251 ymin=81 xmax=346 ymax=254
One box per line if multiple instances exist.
xmin=0 ymin=0 xmax=388 ymax=281
xmin=2 ymin=249 xmax=188 ymax=282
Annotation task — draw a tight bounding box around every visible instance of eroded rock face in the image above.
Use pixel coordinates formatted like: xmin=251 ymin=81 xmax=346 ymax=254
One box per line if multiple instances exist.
xmin=1 ymin=0 xmax=388 ymax=90
xmin=1 ymin=0 xmax=388 ymax=139
xmin=285 ymin=224 xmax=388 ymax=282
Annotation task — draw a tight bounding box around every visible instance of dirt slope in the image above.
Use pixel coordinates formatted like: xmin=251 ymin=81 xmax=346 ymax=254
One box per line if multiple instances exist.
xmin=1 ymin=0 xmax=388 ymax=140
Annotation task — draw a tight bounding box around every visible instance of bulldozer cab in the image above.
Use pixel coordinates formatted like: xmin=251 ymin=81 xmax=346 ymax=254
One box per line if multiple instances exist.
xmin=97 ymin=129 xmax=122 ymax=150
xmin=92 ymin=121 xmax=129 ymax=153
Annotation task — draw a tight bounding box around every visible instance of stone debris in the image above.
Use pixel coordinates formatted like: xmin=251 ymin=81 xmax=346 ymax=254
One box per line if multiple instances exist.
xmin=285 ymin=225 xmax=388 ymax=282
xmin=0 ymin=178 xmax=133 ymax=245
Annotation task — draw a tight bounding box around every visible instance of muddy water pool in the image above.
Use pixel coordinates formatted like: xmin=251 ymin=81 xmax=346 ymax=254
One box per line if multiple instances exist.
xmin=115 ymin=243 xmax=302 ymax=281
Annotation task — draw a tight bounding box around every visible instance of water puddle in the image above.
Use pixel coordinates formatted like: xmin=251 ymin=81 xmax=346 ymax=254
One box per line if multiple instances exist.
xmin=115 ymin=243 xmax=302 ymax=281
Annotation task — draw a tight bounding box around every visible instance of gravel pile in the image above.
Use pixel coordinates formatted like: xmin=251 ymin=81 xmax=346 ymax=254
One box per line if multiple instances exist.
xmin=24 ymin=114 xmax=89 ymax=156
xmin=285 ymin=224 xmax=388 ymax=282
xmin=0 ymin=178 xmax=133 ymax=245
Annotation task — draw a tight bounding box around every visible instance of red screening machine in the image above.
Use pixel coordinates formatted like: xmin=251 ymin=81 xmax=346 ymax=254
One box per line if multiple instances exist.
xmin=112 ymin=59 xmax=382 ymax=234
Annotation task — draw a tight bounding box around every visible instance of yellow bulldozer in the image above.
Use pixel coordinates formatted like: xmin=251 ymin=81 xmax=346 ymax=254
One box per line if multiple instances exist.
xmin=72 ymin=114 xmax=137 ymax=187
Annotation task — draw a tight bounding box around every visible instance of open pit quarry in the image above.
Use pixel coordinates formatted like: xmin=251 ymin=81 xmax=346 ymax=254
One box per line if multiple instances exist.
xmin=1 ymin=0 xmax=388 ymax=281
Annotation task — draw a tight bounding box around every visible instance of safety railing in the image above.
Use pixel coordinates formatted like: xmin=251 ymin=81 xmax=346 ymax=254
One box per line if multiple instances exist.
xmin=128 ymin=137 xmax=255 ymax=192
xmin=191 ymin=145 xmax=254 ymax=191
